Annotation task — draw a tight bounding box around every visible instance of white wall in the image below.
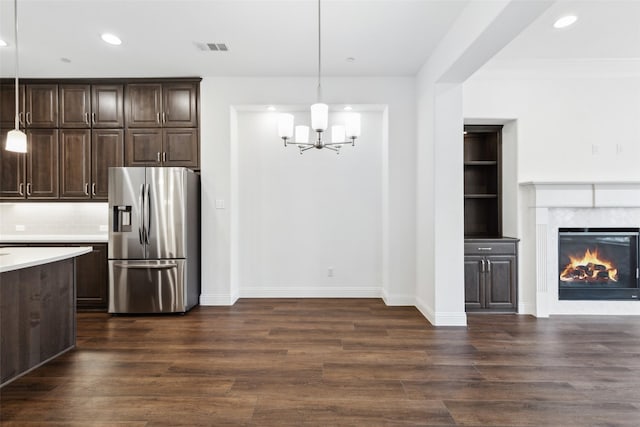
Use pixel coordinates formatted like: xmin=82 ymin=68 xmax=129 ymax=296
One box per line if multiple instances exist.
xmin=199 ymin=77 xmax=416 ymax=305
xmin=464 ymin=67 xmax=640 ymax=182
xmin=237 ymin=111 xmax=383 ymax=296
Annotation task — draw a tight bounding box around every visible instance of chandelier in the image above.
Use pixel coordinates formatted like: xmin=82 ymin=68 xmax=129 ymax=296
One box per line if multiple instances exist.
xmin=5 ymin=0 xmax=27 ymax=153
xmin=277 ymin=0 xmax=361 ymax=154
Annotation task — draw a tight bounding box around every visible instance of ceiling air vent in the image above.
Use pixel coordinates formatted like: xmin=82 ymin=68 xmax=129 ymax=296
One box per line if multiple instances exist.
xmin=196 ymin=42 xmax=229 ymax=52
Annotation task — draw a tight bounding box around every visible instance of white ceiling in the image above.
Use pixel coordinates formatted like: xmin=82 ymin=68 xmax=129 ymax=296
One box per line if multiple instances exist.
xmin=0 ymin=0 xmax=638 ymax=79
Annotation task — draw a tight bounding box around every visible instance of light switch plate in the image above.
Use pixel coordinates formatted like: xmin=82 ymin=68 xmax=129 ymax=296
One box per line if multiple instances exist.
xmin=215 ymin=199 xmax=225 ymax=209
xmin=99 ymin=225 xmax=108 ymax=232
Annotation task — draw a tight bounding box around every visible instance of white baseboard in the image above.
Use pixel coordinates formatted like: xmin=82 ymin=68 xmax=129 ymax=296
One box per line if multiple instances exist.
xmin=518 ymin=302 xmax=536 ymax=315
xmin=415 ymin=296 xmax=467 ymax=326
xmin=238 ymin=286 xmax=382 ymax=298
xmin=381 ymin=288 xmax=415 ymax=306
xmin=200 ymin=293 xmax=239 ymax=306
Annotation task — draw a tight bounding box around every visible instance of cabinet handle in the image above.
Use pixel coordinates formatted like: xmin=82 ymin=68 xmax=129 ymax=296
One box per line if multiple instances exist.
xmin=19 ymin=112 xmax=25 ymax=126
xmin=477 ymin=247 xmax=493 ymax=251
xmin=26 ymin=111 xmax=32 ymax=125
xmin=92 ymin=112 xmax=96 ymax=125
xmin=84 ymin=112 xmax=89 ymax=125
xmin=26 ymin=183 xmax=32 ymax=196
xmin=18 ymin=183 xmax=24 ymax=196
xmin=156 ymin=112 xmax=160 ymax=124
xmin=486 ymin=260 xmax=491 ymax=272
xmin=162 ymin=151 xmax=167 ymax=162
xmin=157 ymin=152 xmax=161 ymax=163
xmin=480 ymin=259 xmax=485 ymax=272
xmin=92 ymin=183 xmax=96 ymax=196
xmin=84 ymin=183 xmax=89 ymax=195
xmin=162 ymin=112 xmax=166 ymax=123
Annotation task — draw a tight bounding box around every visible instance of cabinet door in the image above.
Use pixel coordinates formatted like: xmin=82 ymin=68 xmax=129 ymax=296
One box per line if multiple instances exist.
xmin=0 ymin=84 xmax=23 ymax=128
xmin=76 ymin=243 xmax=108 ymax=311
xmin=162 ymin=83 xmax=198 ymax=127
xmin=92 ymin=85 xmax=124 ymax=128
xmin=60 ymin=129 xmax=91 ymax=199
xmin=26 ymin=129 xmax=59 ymax=199
xmin=126 ymin=84 xmax=162 ymax=127
xmin=163 ymin=128 xmax=199 ymax=168
xmin=125 ymin=128 xmax=163 ymax=166
xmin=0 ymin=128 xmax=26 ymax=199
xmin=59 ymin=85 xmax=91 ymax=128
xmin=25 ymin=85 xmax=58 ymax=128
xmin=485 ymin=255 xmax=517 ymax=311
xmin=464 ymin=255 xmax=484 ymax=311
xmin=92 ymin=129 xmax=124 ymax=200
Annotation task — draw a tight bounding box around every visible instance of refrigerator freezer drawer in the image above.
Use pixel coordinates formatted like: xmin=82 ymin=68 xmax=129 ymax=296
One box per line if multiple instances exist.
xmin=108 ymin=259 xmax=189 ymax=313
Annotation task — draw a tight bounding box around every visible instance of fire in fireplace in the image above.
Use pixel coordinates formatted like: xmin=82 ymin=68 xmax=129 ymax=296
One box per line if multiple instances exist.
xmin=558 ymin=228 xmax=639 ymax=301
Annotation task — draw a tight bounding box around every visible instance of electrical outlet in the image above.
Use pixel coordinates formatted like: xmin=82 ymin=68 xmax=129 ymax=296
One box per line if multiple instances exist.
xmin=15 ymin=225 xmax=25 ymax=231
xmin=99 ymin=225 xmax=108 ymax=232
xmin=328 ymin=267 xmax=334 ymax=277
xmin=591 ymin=144 xmax=599 ymax=155
xmin=215 ymin=199 xmax=225 ymax=209
xmin=616 ymin=144 xmax=624 ymax=154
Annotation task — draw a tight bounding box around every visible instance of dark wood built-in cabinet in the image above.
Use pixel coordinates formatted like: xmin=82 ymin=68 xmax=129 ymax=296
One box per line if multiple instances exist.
xmin=464 ymin=239 xmax=518 ymax=312
xmin=0 ymin=78 xmax=200 ymax=202
xmin=464 ymin=125 xmax=501 ymax=238
xmin=463 ymin=125 xmax=517 ymax=313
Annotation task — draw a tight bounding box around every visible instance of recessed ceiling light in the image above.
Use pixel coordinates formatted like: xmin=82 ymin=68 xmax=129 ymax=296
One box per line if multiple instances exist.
xmin=61 ymin=57 xmax=71 ymax=63
xmin=267 ymin=106 xmax=276 ymax=112
xmin=343 ymin=106 xmax=353 ymax=111
xmin=0 ymin=39 xmax=7 ymax=47
xmin=553 ymin=15 xmax=578 ymax=29
xmin=101 ymin=33 xmax=122 ymax=46
xmin=346 ymin=57 xmax=355 ymax=62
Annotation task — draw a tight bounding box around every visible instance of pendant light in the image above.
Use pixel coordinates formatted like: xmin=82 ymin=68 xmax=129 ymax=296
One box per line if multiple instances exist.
xmin=278 ymin=0 xmax=361 ymax=154
xmin=5 ymin=0 xmax=27 ymax=153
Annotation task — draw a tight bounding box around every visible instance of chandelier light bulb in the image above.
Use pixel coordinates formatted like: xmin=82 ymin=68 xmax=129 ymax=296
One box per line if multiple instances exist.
xmin=310 ymin=103 xmax=328 ymax=132
xmin=345 ymin=113 xmax=361 ymax=139
xmin=278 ymin=113 xmax=294 ymax=139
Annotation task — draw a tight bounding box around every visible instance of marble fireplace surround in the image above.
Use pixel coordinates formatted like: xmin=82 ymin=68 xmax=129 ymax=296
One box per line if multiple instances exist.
xmin=521 ymin=182 xmax=640 ymax=317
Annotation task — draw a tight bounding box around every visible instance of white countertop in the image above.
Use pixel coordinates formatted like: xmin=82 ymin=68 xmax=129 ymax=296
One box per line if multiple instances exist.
xmin=0 ymin=246 xmax=93 ymax=273
xmin=0 ymin=234 xmax=108 ymax=243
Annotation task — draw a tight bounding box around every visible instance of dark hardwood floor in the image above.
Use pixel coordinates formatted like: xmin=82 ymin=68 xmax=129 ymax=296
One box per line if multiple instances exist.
xmin=1 ymin=298 xmax=640 ymax=426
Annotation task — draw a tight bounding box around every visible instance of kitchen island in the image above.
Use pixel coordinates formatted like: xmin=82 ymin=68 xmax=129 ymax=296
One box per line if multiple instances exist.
xmin=0 ymin=246 xmax=92 ymax=387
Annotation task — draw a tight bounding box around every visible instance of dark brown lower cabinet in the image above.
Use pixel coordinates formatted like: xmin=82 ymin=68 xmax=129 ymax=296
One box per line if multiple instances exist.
xmin=74 ymin=243 xmax=108 ymax=311
xmin=0 ymin=258 xmax=75 ymax=386
xmin=464 ymin=238 xmax=518 ymax=313
xmin=0 ymin=242 xmax=108 ymax=311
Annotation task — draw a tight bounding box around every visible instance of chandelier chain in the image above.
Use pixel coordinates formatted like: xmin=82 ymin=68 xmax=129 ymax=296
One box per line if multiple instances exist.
xmin=14 ymin=0 xmax=19 ymax=131
xmin=317 ymin=0 xmax=322 ymax=102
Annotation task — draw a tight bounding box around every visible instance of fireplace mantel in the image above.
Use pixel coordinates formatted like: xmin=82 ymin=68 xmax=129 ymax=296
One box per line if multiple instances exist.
xmin=519 ymin=182 xmax=640 ymax=317
xmin=521 ymin=182 xmax=640 ymax=208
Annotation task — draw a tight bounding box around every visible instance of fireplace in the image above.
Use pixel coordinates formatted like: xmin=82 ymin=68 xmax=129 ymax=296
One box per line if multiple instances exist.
xmin=558 ymin=228 xmax=640 ymax=300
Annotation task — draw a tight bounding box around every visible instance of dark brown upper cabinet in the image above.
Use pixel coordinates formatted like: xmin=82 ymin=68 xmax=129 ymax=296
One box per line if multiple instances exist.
xmin=92 ymin=129 xmax=124 ymax=200
xmin=60 ymin=84 xmax=124 ymax=128
xmin=0 ymin=129 xmax=59 ymax=200
xmin=59 ymin=128 xmax=123 ymax=201
xmin=125 ymin=128 xmax=198 ymax=168
xmin=24 ymin=85 xmax=58 ymax=128
xmin=1 ymin=84 xmax=58 ymax=128
xmin=126 ymin=82 xmax=197 ymax=128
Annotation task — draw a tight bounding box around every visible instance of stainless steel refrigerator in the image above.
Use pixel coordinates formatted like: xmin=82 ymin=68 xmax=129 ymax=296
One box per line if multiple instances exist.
xmin=108 ymin=167 xmax=200 ymax=314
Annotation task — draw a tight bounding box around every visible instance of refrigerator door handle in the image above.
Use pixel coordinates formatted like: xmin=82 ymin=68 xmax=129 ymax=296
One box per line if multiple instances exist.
xmin=145 ymin=183 xmax=151 ymax=244
xmin=113 ymin=262 xmax=178 ymax=270
xmin=139 ymin=183 xmax=145 ymax=245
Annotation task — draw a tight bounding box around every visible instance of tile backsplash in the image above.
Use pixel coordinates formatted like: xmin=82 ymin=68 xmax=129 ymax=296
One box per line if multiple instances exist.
xmin=0 ymin=203 xmax=108 ymax=236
